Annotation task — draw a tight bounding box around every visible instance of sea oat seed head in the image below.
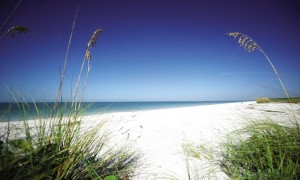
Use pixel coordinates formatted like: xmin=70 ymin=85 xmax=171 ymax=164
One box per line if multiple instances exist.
xmin=227 ymin=32 xmax=261 ymax=52
xmin=87 ymin=29 xmax=102 ymax=49
xmin=8 ymin=26 xmax=29 ymax=38
xmin=227 ymin=32 xmax=241 ymax=39
xmin=85 ymin=29 xmax=102 ymax=61
xmin=85 ymin=51 xmax=91 ymax=61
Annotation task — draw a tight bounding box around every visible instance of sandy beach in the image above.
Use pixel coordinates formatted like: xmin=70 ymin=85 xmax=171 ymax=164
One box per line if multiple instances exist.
xmin=1 ymin=101 xmax=300 ymax=179
xmin=81 ymin=101 xmax=300 ymax=179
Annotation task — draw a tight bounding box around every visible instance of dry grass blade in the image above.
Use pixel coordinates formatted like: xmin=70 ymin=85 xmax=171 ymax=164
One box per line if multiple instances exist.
xmin=53 ymin=4 xmax=80 ymax=111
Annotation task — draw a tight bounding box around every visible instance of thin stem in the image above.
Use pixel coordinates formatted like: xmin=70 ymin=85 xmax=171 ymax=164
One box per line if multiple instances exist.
xmin=258 ymin=48 xmax=291 ymax=103
xmin=71 ymin=55 xmax=86 ymax=110
xmin=228 ymin=32 xmax=292 ymax=105
xmin=71 ymin=29 xmax=102 ymax=110
xmin=0 ymin=0 xmax=23 ymax=33
xmin=78 ymin=62 xmax=91 ymax=110
xmin=54 ymin=4 xmax=80 ymax=110
xmin=0 ymin=31 xmax=9 ymax=40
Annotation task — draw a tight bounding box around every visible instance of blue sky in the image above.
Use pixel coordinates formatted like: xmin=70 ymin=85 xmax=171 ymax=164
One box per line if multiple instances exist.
xmin=0 ymin=0 xmax=300 ymax=102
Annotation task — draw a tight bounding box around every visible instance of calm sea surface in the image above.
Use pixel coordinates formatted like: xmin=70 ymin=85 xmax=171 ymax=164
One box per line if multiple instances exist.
xmin=0 ymin=101 xmax=235 ymax=122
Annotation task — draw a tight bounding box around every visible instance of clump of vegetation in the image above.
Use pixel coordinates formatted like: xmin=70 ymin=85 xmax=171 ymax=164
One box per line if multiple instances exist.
xmin=256 ymin=97 xmax=272 ymax=103
xmin=182 ymin=142 xmax=220 ymax=179
xmin=220 ymin=33 xmax=300 ymax=178
xmin=257 ymin=97 xmax=300 ymax=104
xmin=0 ymin=6 xmax=140 ymax=178
xmin=220 ymin=119 xmax=300 ymax=179
xmin=181 ymin=32 xmax=300 ymax=179
xmin=182 ymin=118 xmax=300 ymax=179
xmin=0 ymin=99 xmax=139 ymax=179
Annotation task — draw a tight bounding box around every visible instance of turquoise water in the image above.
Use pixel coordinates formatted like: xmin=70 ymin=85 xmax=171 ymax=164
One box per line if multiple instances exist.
xmin=0 ymin=101 xmax=235 ymax=122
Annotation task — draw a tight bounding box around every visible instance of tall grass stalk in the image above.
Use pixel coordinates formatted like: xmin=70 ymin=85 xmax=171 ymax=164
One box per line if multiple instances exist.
xmin=181 ymin=32 xmax=299 ymax=179
xmin=227 ymin=32 xmax=291 ymax=103
xmin=78 ymin=29 xmax=102 ymax=109
xmin=71 ymin=29 xmax=102 ymax=111
xmin=0 ymin=0 xmax=23 ymax=34
xmin=1 ymin=20 xmax=138 ymax=180
xmin=0 ymin=0 xmax=28 ymax=41
xmin=182 ymin=142 xmax=221 ymax=180
xmin=54 ymin=3 xmax=80 ymax=110
xmin=1 ymin=97 xmax=139 ymax=179
xmin=219 ymin=32 xmax=300 ymax=178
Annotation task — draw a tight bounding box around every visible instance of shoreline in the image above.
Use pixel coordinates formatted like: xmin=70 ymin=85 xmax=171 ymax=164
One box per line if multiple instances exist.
xmin=0 ymin=101 xmax=249 ymax=121
xmin=1 ymin=101 xmax=300 ymax=179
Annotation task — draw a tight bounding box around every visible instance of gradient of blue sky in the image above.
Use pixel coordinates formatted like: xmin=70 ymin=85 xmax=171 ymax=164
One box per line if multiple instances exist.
xmin=0 ymin=0 xmax=299 ymax=102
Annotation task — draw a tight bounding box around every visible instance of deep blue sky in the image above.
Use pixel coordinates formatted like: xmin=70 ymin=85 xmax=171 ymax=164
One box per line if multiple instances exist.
xmin=0 ymin=0 xmax=300 ymax=102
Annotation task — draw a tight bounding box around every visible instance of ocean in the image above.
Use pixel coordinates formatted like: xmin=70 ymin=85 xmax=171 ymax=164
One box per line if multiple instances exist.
xmin=0 ymin=101 xmax=234 ymax=122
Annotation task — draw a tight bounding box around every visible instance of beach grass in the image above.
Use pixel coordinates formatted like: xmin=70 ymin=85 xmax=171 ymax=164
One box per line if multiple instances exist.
xmin=0 ymin=99 xmax=140 ymax=179
xmin=220 ymin=118 xmax=300 ymax=179
xmin=182 ymin=116 xmax=300 ymax=179
xmin=222 ymin=32 xmax=300 ymax=178
xmin=257 ymin=97 xmax=300 ymax=104
xmin=182 ymin=141 xmax=219 ymax=179
xmin=227 ymin=32 xmax=291 ymax=104
xmin=180 ymin=32 xmax=300 ymax=179
xmin=0 ymin=27 xmax=141 ymax=179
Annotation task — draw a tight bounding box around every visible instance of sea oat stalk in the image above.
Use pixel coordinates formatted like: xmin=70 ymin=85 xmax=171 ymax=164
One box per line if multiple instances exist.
xmin=53 ymin=5 xmax=80 ymax=111
xmin=0 ymin=0 xmax=23 ymax=33
xmin=227 ymin=32 xmax=290 ymax=102
xmin=72 ymin=29 xmax=102 ymax=110
xmin=0 ymin=26 xmax=29 ymax=40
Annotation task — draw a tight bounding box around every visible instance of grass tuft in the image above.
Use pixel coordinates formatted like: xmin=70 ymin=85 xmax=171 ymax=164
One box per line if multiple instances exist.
xmin=182 ymin=141 xmax=220 ymax=179
xmin=1 ymin=11 xmax=140 ymax=178
xmin=0 ymin=98 xmax=140 ymax=179
xmin=181 ymin=117 xmax=300 ymax=179
xmin=220 ymin=119 xmax=300 ymax=179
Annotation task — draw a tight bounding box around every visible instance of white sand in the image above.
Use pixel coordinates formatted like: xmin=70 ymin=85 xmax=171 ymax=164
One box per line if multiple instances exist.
xmin=1 ymin=101 xmax=300 ymax=179
xmin=81 ymin=101 xmax=300 ymax=179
